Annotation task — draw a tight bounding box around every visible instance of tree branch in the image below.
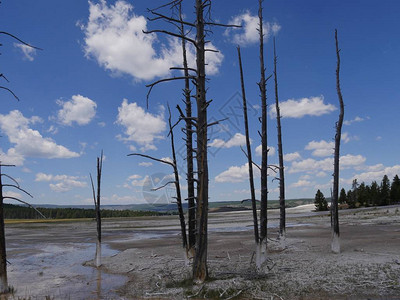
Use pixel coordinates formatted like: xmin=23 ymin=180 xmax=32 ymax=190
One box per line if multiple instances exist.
xmin=3 ymin=197 xmax=46 ymax=219
xmin=128 ymin=153 xmax=175 ymax=168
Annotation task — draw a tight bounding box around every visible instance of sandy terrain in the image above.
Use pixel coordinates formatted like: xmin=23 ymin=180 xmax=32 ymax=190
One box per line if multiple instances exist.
xmin=4 ymin=204 xmax=400 ymax=299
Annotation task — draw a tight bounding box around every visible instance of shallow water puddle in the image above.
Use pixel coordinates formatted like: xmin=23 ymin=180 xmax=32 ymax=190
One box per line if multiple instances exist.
xmin=7 ymin=242 xmax=126 ymax=299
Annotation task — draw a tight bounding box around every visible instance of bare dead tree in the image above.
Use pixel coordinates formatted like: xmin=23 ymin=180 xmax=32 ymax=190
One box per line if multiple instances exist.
xmin=178 ymin=3 xmax=196 ymax=255
xmin=237 ymin=46 xmax=259 ymax=245
xmin=0 ymin=163 xmax=44 ymax=293
xmin=128 ymin=106 xmax=189 ymax=260
xmin=332 ymin=29 xmax=344 ymax=253
xmin=257 ymin=0 xmax=269 ymax=269
xmin=273 ymin=37 xmax=286 ymax=242
xmin=143 ymin=0 xmax=239 ymax=283
xmin=90 ymin=151 xmax=103 ymax=267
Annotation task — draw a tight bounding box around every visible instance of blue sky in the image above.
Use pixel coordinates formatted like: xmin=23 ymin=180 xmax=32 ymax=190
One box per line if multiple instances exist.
xmin=1 ymin=0 xmax=400 ymax=206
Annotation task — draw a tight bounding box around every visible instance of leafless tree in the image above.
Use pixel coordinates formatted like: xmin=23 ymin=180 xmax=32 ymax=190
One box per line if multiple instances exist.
xmin=332 ymin=29 xmax=344 ymax=253
xmin=273 ymin=37 xmax=286 ymax=242
xmin=237 ymin=46 xmax=259 ymax=245
xmin=90 ymin=151 xmax=103 ymax=267
xmin=177 ymin=3 xmax=196 ymax=256
xmin=0 ymin=163 xmax=45 ymax=293
xmin=257 ymin=0 xmax=269 ymax=269
xmin=144 ymin=0 xmax=239 ymax=283
xmin=129 ymin=106 xmax=189 ymax=261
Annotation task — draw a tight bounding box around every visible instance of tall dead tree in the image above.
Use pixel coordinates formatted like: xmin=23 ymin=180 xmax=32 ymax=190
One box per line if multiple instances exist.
xmin=90 ymin=151 xmax=103 ymax=267
xmin=128 ymin=106 xmax=188 ymax=260
xmin=144 ymin=0 xmax=239 ymax=283
xmin=237 ymin=46 xmax=259 ymax=245
xmin=257 ymin=0 xmax=269 ymax=268
xmin=178 ymin=3 xmax=196 ymax=255
xmin=0 ymin=163 xmax=45 ymax=293
xmin=273 ymin=37 xmax=286 ymax=241
xmin=332 ymin=29 xmax=344 ymax=253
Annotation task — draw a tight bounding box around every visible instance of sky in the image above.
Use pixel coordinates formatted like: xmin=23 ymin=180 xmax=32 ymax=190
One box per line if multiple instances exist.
xmin=1 ymin=0 xmax=400 ymax=206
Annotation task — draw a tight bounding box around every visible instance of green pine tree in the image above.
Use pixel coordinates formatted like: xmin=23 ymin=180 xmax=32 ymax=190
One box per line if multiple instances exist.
xmin=314 ymin=189 xmax=328 ymax=211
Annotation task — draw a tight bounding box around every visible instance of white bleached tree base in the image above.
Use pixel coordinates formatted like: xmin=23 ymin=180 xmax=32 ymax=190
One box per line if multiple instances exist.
xmin=331 ymin=232 xmax=341 ymax=254
xmin=278 ymin=231 xmax=286 ymax=250
xmin=255 ymin=241 xmax=267 ymax=271
xmin=0 ymin=277 xmax=8 ymax=294
xmin=95 ymin=240 xmax=102 ymax=267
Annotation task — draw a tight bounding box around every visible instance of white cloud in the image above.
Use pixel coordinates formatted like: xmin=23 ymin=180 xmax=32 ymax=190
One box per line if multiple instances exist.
xmin=255 ymin=145 xmax=276 ymax=157
xmin=344 ymin=165 xmax=400 ymax=185
xmin=35 ymin=172 xmax=87 ymax=192
xmin=344 ymin=116 xmax=366 ymax=126
xmin=291 ymin=179 xmax=315 ymax=188
xmin=209 ymin=133 xmax=247 ymax=148
xmin=57 ymin=94 xmax=97 ymax=126
xmin=269 ymin=96 xmax=336 ymax=119
xmin=225 ymin=11 xmax=281 ymax=46
xmin=284 ymin=152 xmax=301 ymax=162
xmin=139 ymin=162 xmax=153 ymax=167
xmin=81 ymin=0 xmax=222 ymax=81
xmin=116 ymin=99 xmax=166 ymax=151
xmin=289 ymin=154 xmax=366 ymax=174
xmin=305 ymin=140 xmax=334 ymax=157
xmin=0 ymin=110 xmax=79 ymax=165
xmin=14 ymin=43 xmax=37 ymax=61
xmin=215 ymin=163 xmax=252 ymax=183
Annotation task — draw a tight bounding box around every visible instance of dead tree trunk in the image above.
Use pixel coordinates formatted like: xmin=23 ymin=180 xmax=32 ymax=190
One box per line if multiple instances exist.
xmin=257 ymin=0 xmax=268 ymax=268
xmin=273 ymin=38 xmax=286 ymax=242
xmin=90 ymin=151 xmax=103 ymax=267
xmin=237 ymin=46 xmax=259 ymax=245
xmin=192 ymin=0 xmax=209 ymax=283
xmin=179 ymin=4 xmax=196 ymax=254
xmin=168 ymin=105 xmax=189 ymax=258
xmin=0 ymin=163 xmax=43 ymax=294
xmin=128 ymin=107 xmax=188 ymax=260
xmin=0 ymin=165 xmax=7 ymax=294
xmin=332 ymin=29 xmax=344 ymax=254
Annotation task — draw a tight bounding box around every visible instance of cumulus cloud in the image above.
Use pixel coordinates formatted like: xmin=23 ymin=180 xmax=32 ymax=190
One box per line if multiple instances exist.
xmin=291 ymin=179 xmax=315 ymax=188
xmin=344 ymin=116 xmax=366 ymax=126
xmin=57 ymin=94 xmax=97 ymax=126
xmin=209 ymin=133 xmax=247 ymax=148
xmin=284 ymin=152 xmax=301 ymax=162
xmin=215 ymin=163 xmax=252 ymax=183
xmin=215 ymin=162 xmax=275 ymax=183
xmin=116 ymin=99 xmax=166 ymax=151
xmin=305 ymin=140 xmax=334 ymax=157
xmin=0 ymin=110 xmax=79 ymax=165
xmin=14 ymin=43 xmax=37 ymax=61
xmin=269 ymin=96 xmax=336 ymax=119
xmin=342 ymin=165 xmax=400 ymax=186
xmin=225 ymin=11 xmax=281 ymax=46
xmin=289 ymin=154 xmax=366 ymax=174
xmin=35 ymin=172 xmax=87 ymax=192
xmin=81 ymin=0 xmax=223 ymax=81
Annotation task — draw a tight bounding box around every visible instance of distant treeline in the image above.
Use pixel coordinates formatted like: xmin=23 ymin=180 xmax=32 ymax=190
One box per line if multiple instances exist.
xmin=339 ymin=174 xmax=400 ymax=208
xmin=4 ymin=204 xmax=171 ymax=220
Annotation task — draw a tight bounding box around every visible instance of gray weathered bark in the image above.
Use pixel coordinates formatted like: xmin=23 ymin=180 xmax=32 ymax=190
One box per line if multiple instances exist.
xmin=192 ymin=0 xmax=209 ymax=283
xmin=0 ymin=165 xmax=7 ymax=293
xmin=179 ymin=4 xmax=196 ymax=253
xmin=257 ymin=0 xmax=268 ymax=265
xmin=273 ymin=38 xmax=286 ymax=241
xmin=332 ymin=29 xmax=344 ymax=254
xmin=90 ymin=151 xmax=103 ymax=267
xmin=237 ymin=46 xmax=259 ymax=245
